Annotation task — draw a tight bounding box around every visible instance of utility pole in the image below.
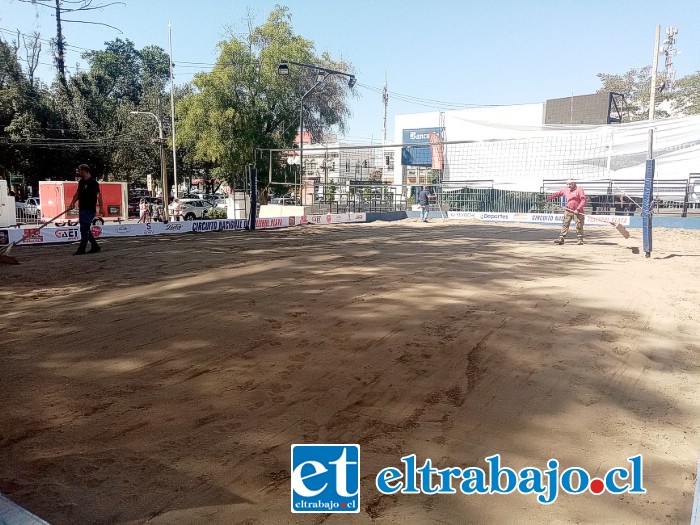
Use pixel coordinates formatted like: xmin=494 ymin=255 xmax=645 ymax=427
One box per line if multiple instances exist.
xmin=168 ymin=23 xmax=179 ymax=199
xmin=382 ymin=73 xmax=388 ymax=143
xmin=648 ymin=24 xmax=661 ymax=121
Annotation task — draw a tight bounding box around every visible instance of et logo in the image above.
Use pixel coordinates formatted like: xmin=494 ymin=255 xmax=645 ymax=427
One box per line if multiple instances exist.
xmin=290 ymin=444 xmax=360 ymax=513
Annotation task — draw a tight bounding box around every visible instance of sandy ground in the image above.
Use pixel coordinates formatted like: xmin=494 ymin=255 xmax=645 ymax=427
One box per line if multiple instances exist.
xmin=1 ymin=219 xmax=699 ymax=524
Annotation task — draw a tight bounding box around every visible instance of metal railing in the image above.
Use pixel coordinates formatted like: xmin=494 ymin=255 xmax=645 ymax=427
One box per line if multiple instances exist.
xmin=14 ymin=207 xmax=41 ymax=225
xmin=411 ymin=176 xmax=700 ymax=217
xmin=543 ymin=178 xmax=699 ymax=216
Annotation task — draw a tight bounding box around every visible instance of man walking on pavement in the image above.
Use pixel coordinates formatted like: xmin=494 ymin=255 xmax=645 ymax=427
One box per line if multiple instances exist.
xmin=545 ymin=179 xmax=587 ymax=245
xmin=68 ymin=164 xmax=105 ymax=255
xmin=418 ymin=186 xmax=436 ymax=222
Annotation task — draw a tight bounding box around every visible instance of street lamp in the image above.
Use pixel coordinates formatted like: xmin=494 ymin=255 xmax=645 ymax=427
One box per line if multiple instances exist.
xmin=278 ymin=60 xmax=356 ymax=206
xmin=130 ymin=111 xmax=170 ymax=222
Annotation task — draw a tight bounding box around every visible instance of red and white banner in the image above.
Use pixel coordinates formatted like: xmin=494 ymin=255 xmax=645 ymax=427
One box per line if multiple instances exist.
xmin=0 ymin=213 xmax=368 ymax=246
xmin=429 ymin=132 xmax=444 ymax=171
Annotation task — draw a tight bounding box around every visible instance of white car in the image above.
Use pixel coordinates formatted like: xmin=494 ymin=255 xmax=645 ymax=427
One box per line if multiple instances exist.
xmin=270 ymin=197 xmax=298 ymax=205
xmin=15 ymin=197 xmax=41 ymax=218
xmin=168 ymin=198 xmax=213 ymax=220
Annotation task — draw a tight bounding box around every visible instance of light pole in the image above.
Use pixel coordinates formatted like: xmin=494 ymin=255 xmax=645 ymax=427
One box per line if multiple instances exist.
xmin=168 ymin=23 xmax=179 ymax=199
xmin=130 ymin=111 xmax=170 ymax=222
xmin=278 ymin=60 xmax=356 ymax=206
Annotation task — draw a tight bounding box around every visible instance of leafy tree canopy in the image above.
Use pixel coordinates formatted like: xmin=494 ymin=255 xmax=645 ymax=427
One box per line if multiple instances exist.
xmin=176 ymin=5 xmax=357 ymax=185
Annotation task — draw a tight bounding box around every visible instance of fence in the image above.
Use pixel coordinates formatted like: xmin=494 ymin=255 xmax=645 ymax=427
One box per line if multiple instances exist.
xmin=416 ymin=176 xmax=700 ymax=217
xmin=302 ymin=181 xmax=407 ymax=213
xmin=14 ymin=206 xmax=41 ymax=225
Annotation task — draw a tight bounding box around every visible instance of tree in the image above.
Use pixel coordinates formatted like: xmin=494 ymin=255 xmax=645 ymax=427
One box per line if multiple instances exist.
xmin=60 ymin=39 xmax=173 ymax=185
xmin=0 ymin=38 xmax=55 ymax=189
xmin=672 ymin=71 xmax=700 ymax=116
xmin=18 ymin=0 xmax=124 ymax=92
xmin=595 ymin=66 xmax=700 ymax=121
xmin=597 ymin=66 xmax=664 ymax=121
xmin=176 ymin=6 xmax=357 ymax=188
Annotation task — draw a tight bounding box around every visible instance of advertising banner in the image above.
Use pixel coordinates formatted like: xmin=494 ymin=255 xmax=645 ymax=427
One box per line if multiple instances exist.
xmin=303 ymin=213 xmax=366 ymax=225
xmin=447 ymin=212 xmax=630 ymax=226
xmin=2 ymin=212 xmax=367 ymax=246
xmin=401 ymin=127 xmax=445 ymax=167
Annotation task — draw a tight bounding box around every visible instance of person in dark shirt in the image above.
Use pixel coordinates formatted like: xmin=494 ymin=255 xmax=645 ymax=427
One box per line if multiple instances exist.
xmin=418 ymin=186 xmax=435 ymax=222
xmin=68 ymin=164 xmax=105 ymax=255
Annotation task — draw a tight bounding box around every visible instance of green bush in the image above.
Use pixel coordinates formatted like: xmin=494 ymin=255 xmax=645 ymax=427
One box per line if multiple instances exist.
xmin=205 ymin=207 xmax=228 ymax=219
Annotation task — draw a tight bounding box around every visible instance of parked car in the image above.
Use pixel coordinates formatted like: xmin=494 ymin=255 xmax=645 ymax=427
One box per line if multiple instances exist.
xmin=203 ymin=195 xmax=226 ymax=208
xmin=270 ymin=197 xmax=298 ymax=205
xmin=168 ymin=198 xmax=213 ymax=220
xmin=15 ymin=197 xmax=42 ymax=218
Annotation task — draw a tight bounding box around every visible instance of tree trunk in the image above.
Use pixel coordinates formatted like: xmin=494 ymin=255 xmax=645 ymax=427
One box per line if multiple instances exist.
xmin=54 ymin=0 xmax=68 ymax=92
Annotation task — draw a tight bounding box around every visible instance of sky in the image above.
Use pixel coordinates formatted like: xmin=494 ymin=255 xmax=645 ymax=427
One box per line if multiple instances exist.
xmin=1 ymin=0 xmax=699 ymax=143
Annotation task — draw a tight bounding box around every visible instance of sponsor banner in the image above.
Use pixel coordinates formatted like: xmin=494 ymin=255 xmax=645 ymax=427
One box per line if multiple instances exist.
xmin=448 ymin=212 xmax=630 ymax=227
xmin=190 ymin=219 xmax=248 ymax=233
xmin=2 ymin=212 xmax=366 ymax=246
xmin=586 ymin=214 xmax=631 ymax=226
xmin=448 ymin=211 xmax=479 ymax=220
xmin=256 ymin=217 xmax=291 ymax=229
xmin=3 ymin=219 xmax=250 ymax=245
xmin=303 ymin=213 xmax=367 ymax=225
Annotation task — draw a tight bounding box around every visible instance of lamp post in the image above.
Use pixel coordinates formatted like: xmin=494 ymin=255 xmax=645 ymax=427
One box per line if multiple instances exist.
xmin=168 ymin=23 xmax=179 ymax=199
xmin=278 ymin=60 xmax=356 ymax=206
xmin=130 ymin=111 xmax=170 ymax=222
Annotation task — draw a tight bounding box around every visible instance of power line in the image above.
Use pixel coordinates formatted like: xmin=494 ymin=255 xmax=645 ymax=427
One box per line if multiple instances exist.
xmin=0 ymin=26 xmax=96 ymax=53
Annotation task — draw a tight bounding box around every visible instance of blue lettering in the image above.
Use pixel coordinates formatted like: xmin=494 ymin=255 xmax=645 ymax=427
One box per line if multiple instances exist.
xmin=436 ymin=467 xmax=462 ymax=494
xmin=417 ymin=458 xmax=439 ymax=494
xmin=604 ymin=467 xmax=629 ymax=494
xmin=538 ymin=459 xmax=559 ymax=505
xmin=376 ymin=467 xmax=403 ymax=494
xmin=560 ymin=467 xmax=589 ymax=494
xmin=628 ymin=455 xmax=646 ymax=494
xmin=518 ymin=467 xmax=545 ymax=495
xmin=459 ymin=468 xmax=488 ymax=494
xmin=486 ymin=454 xmax=517 ymax=494
xmin=400 ymin=454 xmax=420 ymax=494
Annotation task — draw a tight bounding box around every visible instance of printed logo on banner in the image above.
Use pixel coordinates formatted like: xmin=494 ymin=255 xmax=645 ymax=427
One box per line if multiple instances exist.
xmin=23 ymin=229 xmax=43 ymax=243
xmin=289 ymin=216 xmax=295 ymax=226
xmin=115 ymin=225 xmax=131 ymax=234
xmin=291 ymin=444 xmax=360 ymax=513
xmin=0 ymin=230 xmax=9 ymax=246
xmin=301 ymin=215 xmax=308 ymax=224
xmin=326 ymin=215 xmax=332 ymax=224
xmin=165 ymin=223 xmax=183 ymax=231
xmin=531 ymin=214 xmax=560 ymax=223
xmin=448 ymin=211 xmax=478 ymax=219
xmin=144 ymin=223 xmax=155 ymax=234
xmin=481 ymin=213 xmax=512 ymax=221
xmin=54 ymin=229 xmax=80 ymax=240
xmin=91 ymin=225 xmax=102 ymax=238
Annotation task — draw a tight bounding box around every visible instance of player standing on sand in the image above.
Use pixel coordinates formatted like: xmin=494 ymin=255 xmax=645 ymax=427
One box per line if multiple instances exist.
xmin=546 ymin=179 xmax=587 ymax=245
